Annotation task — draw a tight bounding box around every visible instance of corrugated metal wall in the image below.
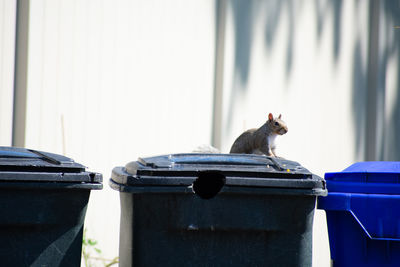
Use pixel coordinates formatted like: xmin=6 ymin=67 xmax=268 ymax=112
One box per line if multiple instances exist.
xmin=219 ymin=1 xmax=370 ymax=265
xmin=22 ymin=0 xmax=216 ymax=263
xmin=2 ymin=0 xmax=400 ymax=266
xmin=218 ymin=0 xmax=399 ymax=266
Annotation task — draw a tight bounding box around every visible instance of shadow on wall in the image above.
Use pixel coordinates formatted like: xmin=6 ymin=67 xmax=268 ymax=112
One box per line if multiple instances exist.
xmin=264 ymin=0 xmax=302 ymax=78
xmin=224 ymin=0 xmax=255 ymax=133
xmin=222 ymin=0 xmax=400 ymax=161
xmin=224 ymin=0 xmax=340 ymax=135
xmin=315 ymin=0 xmax=343 ymax=63
xmin=381 ymin=1 xmax=400 ymax=161
xmin=332 ymin=0 xmax=400 ymax=161
xmin=315 ymin=0 xmax=400 ymax=161
xmin=225 ymin=0 xmax=299 ymax=133
xmin=352 ymin=0 xmax=400 ymax=161
xmin=351 ymin=39 xmax=367 ymax=161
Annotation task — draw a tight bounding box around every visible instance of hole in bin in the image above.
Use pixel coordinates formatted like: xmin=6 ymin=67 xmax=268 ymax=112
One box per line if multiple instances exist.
xmin=89 ymin=173 xmax=96 ymax=181
xmin=192 ymin=171 xmax=226 ymax=199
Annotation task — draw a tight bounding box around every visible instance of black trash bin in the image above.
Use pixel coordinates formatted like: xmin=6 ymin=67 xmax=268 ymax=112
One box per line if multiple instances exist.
xmin=110 ymin=153 xmax=326 ymax=267
xmin=0 ymin=147 xmax=102 ymax=266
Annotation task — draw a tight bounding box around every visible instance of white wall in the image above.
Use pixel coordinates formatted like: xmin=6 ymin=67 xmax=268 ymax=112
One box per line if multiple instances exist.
xmin=23 ymin=0 xmax=216 ymax=264
xmin=0 ymin=0 xmax=16 ymax=146
xmin=220 ymin=1 xmax=371 ymax=266
xmin=5 ymin=0 xmax=400 ymax=266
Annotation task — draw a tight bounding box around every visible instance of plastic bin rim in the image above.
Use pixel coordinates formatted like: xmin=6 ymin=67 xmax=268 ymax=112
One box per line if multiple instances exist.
xmin=109 ymin=178 xmax=327 ymax=196
xmin=109 ymin=167 xmax=327 ymax=196
xmin=325 ymin=161 xmax=400 ymax=178
xmin=318 ymin=192 xmax=400 ymax=241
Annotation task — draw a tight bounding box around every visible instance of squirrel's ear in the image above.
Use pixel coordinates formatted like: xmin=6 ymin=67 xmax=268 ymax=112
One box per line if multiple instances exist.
xmin=268 ymin=113 xmax=273 ymax=121
xmin=278 ymin=114 xmax=282 ymax=119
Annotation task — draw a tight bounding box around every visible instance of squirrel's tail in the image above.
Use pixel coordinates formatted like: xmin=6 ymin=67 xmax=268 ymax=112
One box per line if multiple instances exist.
xmin=192 ymin=144 xmax=220 ymax=154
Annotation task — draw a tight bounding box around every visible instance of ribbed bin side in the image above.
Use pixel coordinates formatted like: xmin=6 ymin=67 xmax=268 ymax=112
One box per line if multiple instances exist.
xmin=0 ymin=188 xmax=90 ymax=267
xmin=118 ymin=191 xmax=317 ymax=267
xmin=319 ymin=192 xmax=400 ymax=267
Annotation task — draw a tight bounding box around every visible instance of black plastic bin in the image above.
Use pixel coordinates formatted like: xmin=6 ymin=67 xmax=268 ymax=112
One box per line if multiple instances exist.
xmin=110 ymin=153 xmax=326 ymax=267
xmin=0 ymin=147 xmax=102 ymax=266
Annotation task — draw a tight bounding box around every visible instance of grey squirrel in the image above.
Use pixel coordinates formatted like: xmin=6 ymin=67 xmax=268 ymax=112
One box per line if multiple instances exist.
xmin=230 ymin=113 xmax=288 ymax=157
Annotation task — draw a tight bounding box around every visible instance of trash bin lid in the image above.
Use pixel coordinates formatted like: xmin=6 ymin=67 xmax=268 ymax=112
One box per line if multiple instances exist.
xmin=324 ymin=161 xmax=400 ymax=194
xmin=110 ymin=153 xmax=326 ymax=196
xmin=0 ymin=147 xmax=102 ymax=187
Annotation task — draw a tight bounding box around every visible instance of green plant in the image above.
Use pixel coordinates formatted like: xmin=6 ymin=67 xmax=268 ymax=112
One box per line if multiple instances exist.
xmin=82 ymin=229 xmax=119 ymax=267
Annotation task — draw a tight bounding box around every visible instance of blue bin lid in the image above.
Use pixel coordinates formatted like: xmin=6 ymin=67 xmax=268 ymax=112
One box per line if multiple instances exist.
xmin=325 ymin=161 xmax=400 ymax=194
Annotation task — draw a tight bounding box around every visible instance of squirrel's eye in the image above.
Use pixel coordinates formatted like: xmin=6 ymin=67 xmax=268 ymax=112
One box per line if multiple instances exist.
xmin=274 ymin=122 xmax=279 ymax=126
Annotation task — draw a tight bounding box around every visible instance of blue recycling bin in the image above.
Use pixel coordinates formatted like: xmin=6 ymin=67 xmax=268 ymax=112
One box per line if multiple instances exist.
xmin=318 ymin=162 xmax=400 ymax=267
